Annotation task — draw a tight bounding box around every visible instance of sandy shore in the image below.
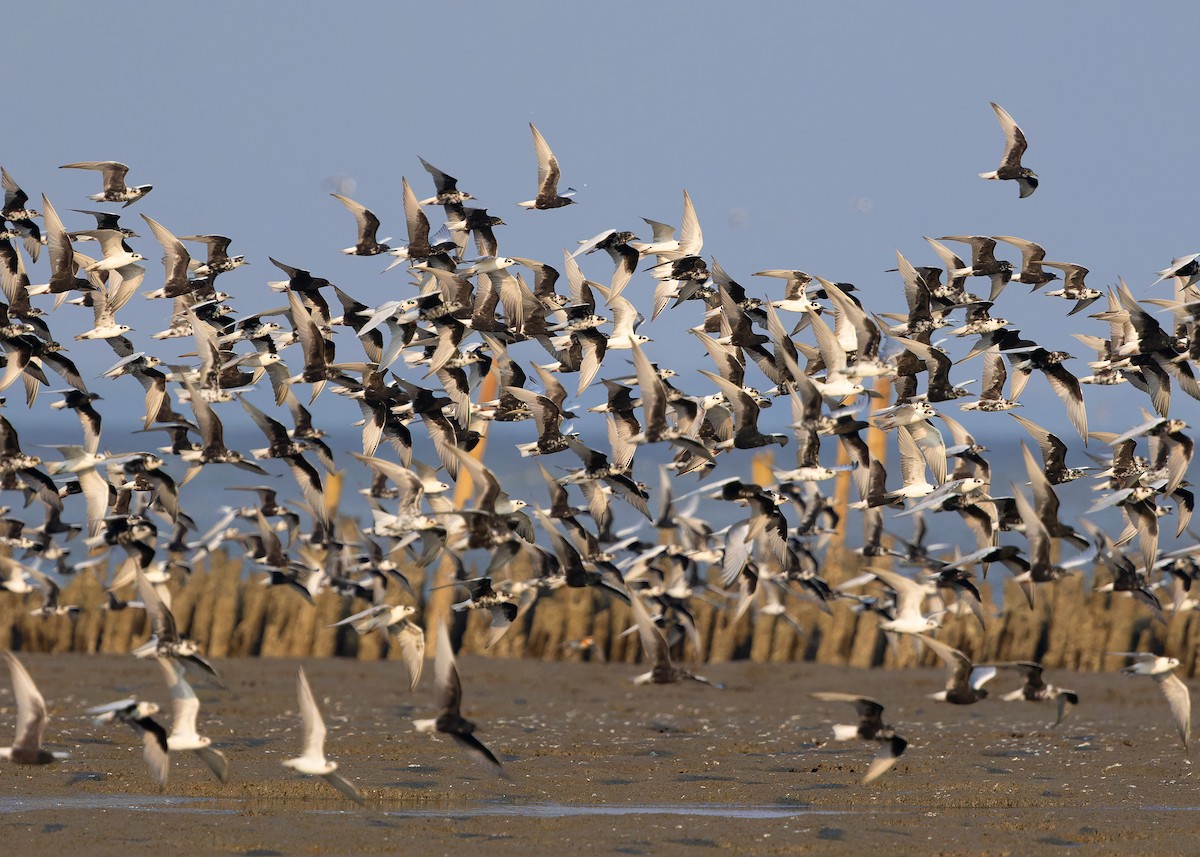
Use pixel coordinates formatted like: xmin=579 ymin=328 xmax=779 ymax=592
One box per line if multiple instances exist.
xmin=1 ymin=653 xmax=1198 ymax=856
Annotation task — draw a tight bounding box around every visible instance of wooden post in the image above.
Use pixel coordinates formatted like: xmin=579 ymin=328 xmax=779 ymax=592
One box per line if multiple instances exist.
xmin=829 ymin=376 xmax=891 ymax=549
xmin=425 ymin=365 xmax=499 ymax=657
xmin=750 ymin=449 xmax=774 ymax=488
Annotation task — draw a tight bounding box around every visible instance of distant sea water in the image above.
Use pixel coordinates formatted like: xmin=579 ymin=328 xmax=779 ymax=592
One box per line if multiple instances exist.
xmin=15 ymin=396 xmax=1137 ymax=576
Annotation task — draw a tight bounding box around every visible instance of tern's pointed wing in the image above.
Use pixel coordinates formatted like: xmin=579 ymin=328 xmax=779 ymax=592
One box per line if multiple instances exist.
xmin=195 ymin=745 xmax=229 ymax=783
xmin=295 ymin=666 xmax=327 ymax=759
xmin=140 ymin=720 xmax=170 ymax=786
xmin=862 ymin=735 xmax=907 ymax=784
xmin=5 ymin=652 xmax=47 ymax=753
xmin=157 ymin=656 xmax=201 ymax=740
xmin=529 ymin=124 xmax=560 ymax=196
xmin=990 ymin=102 xmax=1028 ymax=168
xmin=401 ymin=177 xmax=430 ymax=247
xmin=392 ymin=621 xmax=426 ymax=693
xmin=628 ymin=593 xmax=672 ymax=671
xmin=868 ymin=568 xmax=927 ymax=620
xmin=434 ymin=620 xmax=463 ymax=718
xmin=322 ymin=771 xmax=365 ymax=805
xmin=449 ymin=731 xmax=509 ymax=779
xmin=141 ymin=214 xmax=190 ymax=283
xmin=329 ymin=604 xmax=388 ymax=629
xmin=969 ymin=665 xmax=998 ymax=691
xmin=1052 ymin=691 xmax=1079 ymax=728
xmin=1155 ymin=672 xmax=1192 ymax=753
xmin=808 ymin=310 xmax=847 ymax=373
xmin=896 ymin=425 xmax=930 ymax=489
xmin=810 ymin=691 xmax=887 ymax=735
xmin=915 ymin=633 xmax=973 ymax=691
xmin=87 ymin=697 xmax=140 ymax=717
xmin=136 ymin=569 xmax=178 ymax=642
xmin=677 ymin=190 xmax=703 ymax=256
xmin=331 ymin=193 xmax=380 ymax=244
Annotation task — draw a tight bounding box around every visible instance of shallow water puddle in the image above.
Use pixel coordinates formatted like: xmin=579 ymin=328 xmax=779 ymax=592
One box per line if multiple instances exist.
xmin=5 ymin=796 xmax=1200 ymax=819
xmin=0 ymin=795 xmax=225 ymax=813
xmin=0 ymin=796 xmax=895 ymax=818
xmin=386 ymin=804 xmax=857 ymax=819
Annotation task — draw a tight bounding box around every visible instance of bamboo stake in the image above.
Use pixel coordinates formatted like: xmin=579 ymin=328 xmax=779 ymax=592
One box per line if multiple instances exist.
xmin=829 ymin=376 xmax=891 ymax=549
xmin=750 ymin=449 xmax=774 ymax=488
xmin=425 ymin=364 xmax=499 ymax=657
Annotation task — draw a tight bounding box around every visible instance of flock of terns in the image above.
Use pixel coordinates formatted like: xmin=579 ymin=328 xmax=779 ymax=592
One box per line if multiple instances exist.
xmin=0 ymin=102 xmax=1198 ymax=798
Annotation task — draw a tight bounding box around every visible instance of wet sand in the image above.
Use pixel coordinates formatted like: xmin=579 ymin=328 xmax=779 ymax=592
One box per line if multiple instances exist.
xmin=1 ymin=653 xmax=1197 ymax=855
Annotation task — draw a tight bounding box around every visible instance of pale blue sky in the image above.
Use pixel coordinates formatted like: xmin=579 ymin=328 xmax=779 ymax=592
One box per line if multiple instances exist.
xmin=5 ymin=3 xmax=1198 ymax=544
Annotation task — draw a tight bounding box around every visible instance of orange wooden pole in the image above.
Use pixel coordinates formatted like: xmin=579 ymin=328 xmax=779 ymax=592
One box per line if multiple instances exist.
xmin=428 ymin=364 xmax=499 ymax=657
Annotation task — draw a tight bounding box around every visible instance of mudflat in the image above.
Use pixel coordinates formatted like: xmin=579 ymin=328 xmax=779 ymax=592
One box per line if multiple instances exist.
xmin=0 ymin=653 xmax=1196 ymax=856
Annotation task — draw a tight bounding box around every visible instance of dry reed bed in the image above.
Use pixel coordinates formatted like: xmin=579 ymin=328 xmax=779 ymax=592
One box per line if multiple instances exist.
xmin=1 ymin=545 xmax=1196 ymax=676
